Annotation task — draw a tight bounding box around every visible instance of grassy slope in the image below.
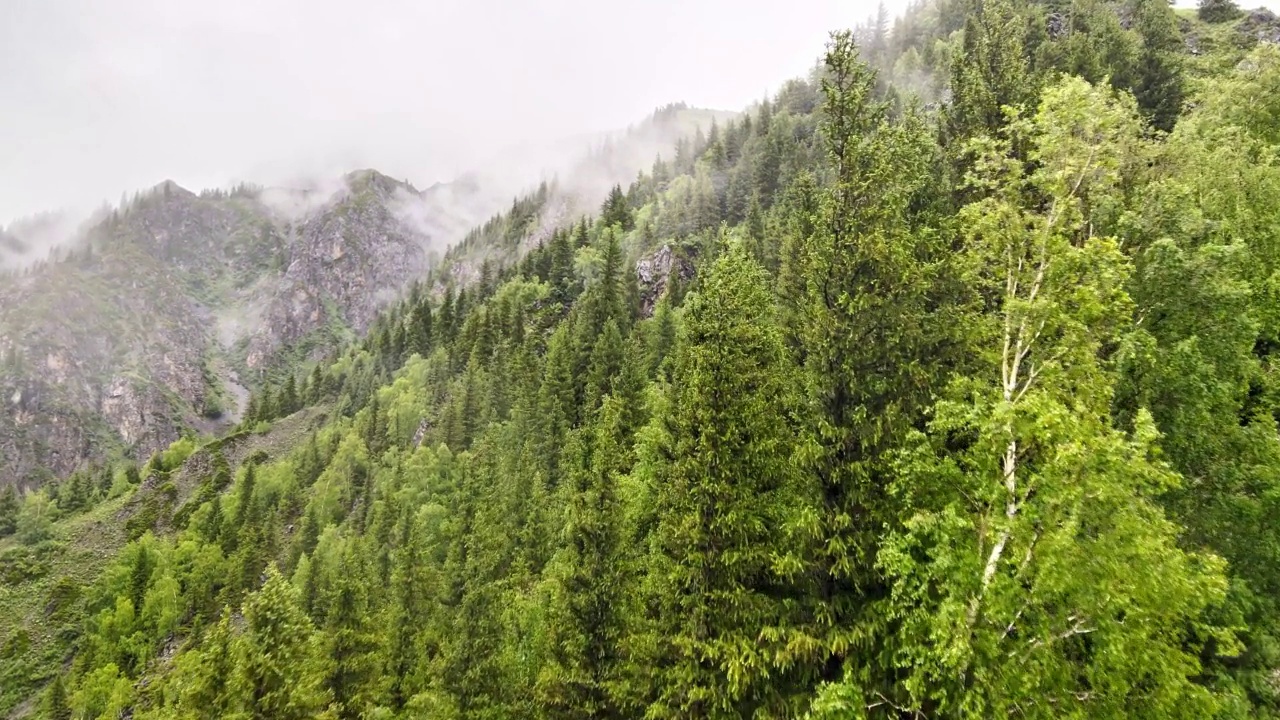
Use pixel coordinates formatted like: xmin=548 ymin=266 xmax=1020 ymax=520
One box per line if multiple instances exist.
xmin=0 ymin=407 xmax=325 ymax=719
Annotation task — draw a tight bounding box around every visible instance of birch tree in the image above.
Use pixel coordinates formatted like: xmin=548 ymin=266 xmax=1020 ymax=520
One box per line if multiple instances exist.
xmin=866 ymin=78 xmax=1232 ymax=719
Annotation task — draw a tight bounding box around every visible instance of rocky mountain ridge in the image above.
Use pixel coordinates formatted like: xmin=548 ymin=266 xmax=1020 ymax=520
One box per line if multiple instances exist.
xmin=0 ymin=170 xmax=484 ymax=486
xmin=0 ymin=105 xmax=731 ymax=487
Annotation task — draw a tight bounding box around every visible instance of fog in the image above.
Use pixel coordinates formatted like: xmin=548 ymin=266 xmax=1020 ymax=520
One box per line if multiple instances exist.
xmin=0 ymin=0 xmax=890 ymax=225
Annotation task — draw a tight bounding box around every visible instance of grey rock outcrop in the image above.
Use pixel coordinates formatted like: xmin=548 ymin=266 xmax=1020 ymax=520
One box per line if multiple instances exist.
xmin=0 ymin=170 xmax=500 ymax=486
xmin=635 ymin=244 xmax=694 ymax=317
xmin=1238 ymin=8 xmax=1280 ymax=44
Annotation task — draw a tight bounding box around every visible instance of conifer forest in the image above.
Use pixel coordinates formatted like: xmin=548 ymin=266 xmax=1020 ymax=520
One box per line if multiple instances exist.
xmin=4 ymin=0 xmax=1280 ymax=717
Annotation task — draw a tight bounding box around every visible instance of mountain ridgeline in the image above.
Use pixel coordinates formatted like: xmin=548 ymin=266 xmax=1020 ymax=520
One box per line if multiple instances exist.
xmin=0 ymin=105 xmax=726 ymax=488
xmin=4 ymin=0 xmax=1280 ymax=718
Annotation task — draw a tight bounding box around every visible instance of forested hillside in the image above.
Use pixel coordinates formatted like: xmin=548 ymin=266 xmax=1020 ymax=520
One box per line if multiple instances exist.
xmin=4 ymin=0 xmax=1280 ymax=717
xmin=0 ymin=104 xmax=726 ymax=488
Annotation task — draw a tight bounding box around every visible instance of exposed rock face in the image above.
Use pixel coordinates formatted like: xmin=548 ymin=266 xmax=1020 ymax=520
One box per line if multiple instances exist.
xmin=0 ymin=235 xmax=212 ymax=483
xmin=1238 ymin=8 xmax=1280 ymax=45
xmin=245 ymin=172 xmax=434 ymax=369
xmin=0 ymin=170 xmax=499 ymax=486
xmin=0 ymin=106 xmax=736 ymax=487
xmin=635 ymin=244 xmax=695 ymax=317
xmin=1046 ymin=12 xmax=1068 ymax=40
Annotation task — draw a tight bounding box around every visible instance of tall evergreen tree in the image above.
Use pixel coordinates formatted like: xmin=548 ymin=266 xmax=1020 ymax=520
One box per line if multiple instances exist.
xmin=1130 ymin=0 xmax=1185 ymax=132
xmin=639 ymin=244 xmax=805 ymax=718
xmin=537 ymin=399 xmax=631 ymax=719
xmin=234 ymin=565 xmax=328 ymax=720
xmin=176 ymin=608 xmax=244 ymax=719
xmin=788 ymin=30 xmax=966 ymax=688
xmin=322 ymin=551 xmax=385 ymax=719
xmin=0 ymin=485 xmax=18 ymax=537
xmin=945 ymin=0 xmax=1033 ymax=142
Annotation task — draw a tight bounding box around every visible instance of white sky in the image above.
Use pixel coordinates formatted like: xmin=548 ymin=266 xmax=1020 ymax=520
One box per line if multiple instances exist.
xmin=0 ymin=0 xmax=892 ymax=222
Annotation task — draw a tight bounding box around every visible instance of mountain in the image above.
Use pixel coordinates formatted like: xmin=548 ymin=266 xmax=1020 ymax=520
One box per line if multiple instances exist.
xmin=5 ymin=1 xmax=1280 ymax=718
xmin=0 ymin=104 xmax=728 ymax=488
xmin=0 ymin=172 xmax=458 ymax=486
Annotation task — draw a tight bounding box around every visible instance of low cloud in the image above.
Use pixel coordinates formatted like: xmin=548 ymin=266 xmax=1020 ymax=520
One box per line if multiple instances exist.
xmin=0 ymin=0 xmax=863 ymax=225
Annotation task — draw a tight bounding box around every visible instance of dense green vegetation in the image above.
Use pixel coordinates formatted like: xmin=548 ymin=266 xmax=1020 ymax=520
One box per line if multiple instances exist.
xmin=5 ymin=0 xmax=1280 ymax=716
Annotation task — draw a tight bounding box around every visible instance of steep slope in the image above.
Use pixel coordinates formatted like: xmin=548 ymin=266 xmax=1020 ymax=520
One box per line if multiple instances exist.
xmin=0 ymin=173 xmax=489 ymax=486
xmin=0 ymin=104 xmax=735 ymax=489
xmin=243 ymin=171 xmax=435 ymax=370
xmin=15 ymin=2 xmax=1280 ymax=716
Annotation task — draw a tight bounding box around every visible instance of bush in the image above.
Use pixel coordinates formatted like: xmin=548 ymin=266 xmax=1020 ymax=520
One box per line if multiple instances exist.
xmin=1199 ymin=0 xmax=1242 ymax=23
xmin=0 ymin=544 xmax=55 ymax=584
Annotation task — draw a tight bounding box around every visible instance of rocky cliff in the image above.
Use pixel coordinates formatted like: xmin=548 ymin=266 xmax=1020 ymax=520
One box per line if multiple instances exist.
xmin=0 ymin=171 xmax=494 ymax=486
xmin=0 ymin=105 xmax=733 ymax=487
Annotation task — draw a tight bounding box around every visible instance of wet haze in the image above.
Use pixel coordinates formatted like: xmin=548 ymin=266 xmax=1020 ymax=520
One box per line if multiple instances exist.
xmin=0 ymin=0 xmax=891 ymax=223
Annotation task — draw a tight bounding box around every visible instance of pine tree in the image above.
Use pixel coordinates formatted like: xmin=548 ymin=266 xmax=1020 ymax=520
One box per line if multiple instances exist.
xmin=235 ymin=565 xmax=328 ymax=720
xmin=0 ymin=485 xmax=18 ymax=537
xmin=322 ymin=552 xmax=385 ymax=720
xmin=641 ymin=244 xmax=804 ymax=718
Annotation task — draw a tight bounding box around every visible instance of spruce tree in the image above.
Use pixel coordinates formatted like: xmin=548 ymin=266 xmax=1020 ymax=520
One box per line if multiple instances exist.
xmin=322 ymin=551 xmax=385 ymax=719
xmin=601 ymin=184 xmax=634 ymax=231
xmin=583 ymin=319 xmax=624 ymax=414
xmin=177 ymin=608 xmax=243 ymax=719
xmin=537 ymin=397 xmax=632 ymax=719
xmin=1130 ymin=0 xmax=1185 ymax=132
xmin=410 ymin=302 xmax=434 ymax=358
xmin=41 ymin=674 xmax=72 ymax=720
xmin=641 ymin=244 xmax=804 ymax=718
xmin=0 ymin=485 xmax=18 ymax=537
xmin=234 ymin=565 xmax=328 ymax=720
xmin=945 ymin=0 xmax=1033 ymax=143
xmin=281 ymin=374 xmax=299 ymax=416
xmin=792 ymin=30 xmax=965 ymax=689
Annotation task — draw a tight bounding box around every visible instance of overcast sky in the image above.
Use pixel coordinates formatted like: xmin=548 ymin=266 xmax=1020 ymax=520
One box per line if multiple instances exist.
xmin=0 ymin=0 xmax=894 ymax=223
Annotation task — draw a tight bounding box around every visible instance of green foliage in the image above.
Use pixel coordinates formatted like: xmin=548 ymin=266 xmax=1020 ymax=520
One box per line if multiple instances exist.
xmin=1198 ymin=0 xmax=1242 ymax=23
xmin=874 ymin=77 xmax=1229 ymax=718
xmin=636 ymin=244 xmax=807 ymax=718
xmin=1131 ymin=0 xmax=1186 ymax=132
xmin=7 ymin=7 xmax=1280 ymax=719
xmin=235 ymin=565 xmax=329 ymax=719
xmin=16 ymin=490 xmax=57 ymax=545
xmin=0 ymin=486 xmax=18 ymax=537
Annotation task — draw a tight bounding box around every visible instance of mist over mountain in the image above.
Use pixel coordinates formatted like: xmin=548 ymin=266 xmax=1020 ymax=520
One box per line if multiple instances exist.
xmin=6 ymin=0 xmax=1280 ymax=718
xmin=0 ymin=102 xmax=729 ymax=484
xmin=0 ymin=0 xmax=862 ymax=227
